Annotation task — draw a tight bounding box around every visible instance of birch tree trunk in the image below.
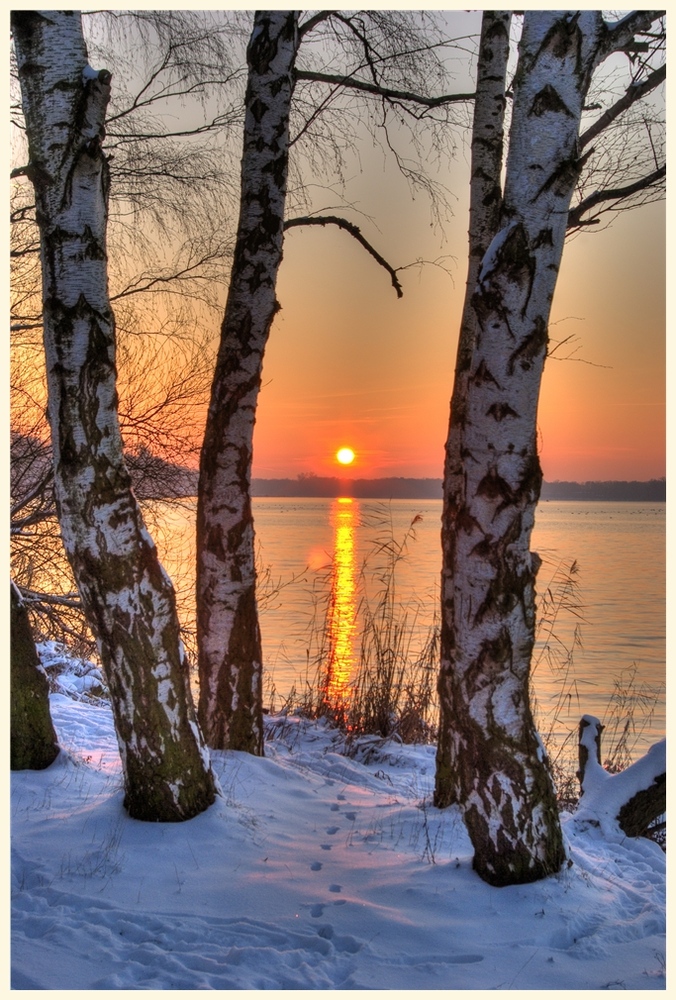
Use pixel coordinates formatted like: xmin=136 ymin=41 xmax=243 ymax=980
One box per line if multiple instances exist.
xmin=11 ymin=581 xmax=59 ymax=770
xmin=197 ymin=11 xmax=300 ymax=753
xmin=436 ymin=10 xmax=512 ymax=809
xmin=436 ymin=11 xmax=611 ymax=885
xmin=12 ymin=10 xmax=216 ymax=821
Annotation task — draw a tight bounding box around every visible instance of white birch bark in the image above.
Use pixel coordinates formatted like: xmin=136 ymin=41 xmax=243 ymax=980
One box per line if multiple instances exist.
xmin=197 ymin=11 xmax=300 ymax=753
xmin=437 ymin=11 xmax=614 ymax=885
xmin=12 ymin=10 xmax=216 ymax=821
xmin=436 ymin=10 xmax=512 ymax=808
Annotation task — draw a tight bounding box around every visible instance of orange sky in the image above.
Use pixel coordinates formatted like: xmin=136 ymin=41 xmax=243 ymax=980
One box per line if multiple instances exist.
xmin=20 ymin=9 xmax=659 ymax=487
xmin=252 ymin=139 xmax=665 ymax=483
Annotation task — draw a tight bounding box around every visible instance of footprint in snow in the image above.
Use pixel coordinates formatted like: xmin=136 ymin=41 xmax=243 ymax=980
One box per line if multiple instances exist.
xmin=310 ymin=903 xmax=325 ymax=918
xmin=344 ymin=812 xmax=356 ymax=821
xmin=320 ymin=844 xmax=332 ymax=851
xmin=318 ymin=925 xmax=361 ymax=954
xmin=326 ymin=826 xmax=339 ymax=835
xmin=330 ymin=803 xmax=340 ymax=812
xmin=310 ymin=862 xmax=322 ymax=872
xmin=337 ymin=794 xmax=346 ymax=801
xmin=329 ymin=884 xmax=342 ymax=893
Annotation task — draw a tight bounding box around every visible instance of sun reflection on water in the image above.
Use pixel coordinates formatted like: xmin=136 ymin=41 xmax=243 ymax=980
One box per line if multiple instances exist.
xmin=324 ymin=497 xmax=358 ymax=713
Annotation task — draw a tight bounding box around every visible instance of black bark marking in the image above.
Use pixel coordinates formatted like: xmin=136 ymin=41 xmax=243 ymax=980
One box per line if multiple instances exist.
xmin=467 ymin=629 xmax=514 ymax=696
xmin=530 ymin=83 xmax=574 ymax=118
xmin=481 ymin=184 xmax=502 ymax=208
xmin=535 ymin=13 xmax=584 ymax=72
xmin=471 ymin=359 xmax=501 ymax=388
xmin=487 ymin=401 xmax=519 ymax=421
xmin=532 ymin=228 xmax=554 ymax=249
xmin=471 ymin=513 xmax=531 ymax=623
xmin=469 ymin=534 xmax=494 ymax=559
xmin=456 ymin=505 xmax=482 ymax=536
xmin=532 ymin=147 xmax=586 ymax=203
xmin=476 ymin=467 xmax=515 ymax=503
xmin=205 ymin=524 xmax=227 ymax=561
xmin=617 ymin=773 xmax=666 ymax=838
xmin=508 ymin=316 xmax=548 ymax=374
xmin=249 ymin=97 xmax=266 ymax=123
xmin=518 ymin=451 xmax=543 ymax=503
xmin=248 ymin=17 xmax=286 ymax=75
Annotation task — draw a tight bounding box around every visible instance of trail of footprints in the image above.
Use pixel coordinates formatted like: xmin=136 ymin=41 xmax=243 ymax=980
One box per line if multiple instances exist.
xmin=307 ymin=792 xmax=357 ymax=925
xmin=305 ymin=788 xmax=485 ymax=967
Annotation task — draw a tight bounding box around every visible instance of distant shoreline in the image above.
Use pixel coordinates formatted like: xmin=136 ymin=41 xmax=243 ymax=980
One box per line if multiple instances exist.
xmin=134 ymin=460 xmax=666 ymax=502
xmin=248 ymin=477 xmax=666 ymax=502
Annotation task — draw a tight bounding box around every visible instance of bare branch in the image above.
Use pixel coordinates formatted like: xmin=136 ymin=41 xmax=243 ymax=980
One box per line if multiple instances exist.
xmin=18 ymin=587 xmax=82 ymax=611
xmin=283 ymin=214 xmax=403 ymax=298
xmin=299 ymin=11 xmax=337 ymax=38
xmin=601 ymin=11 xmax=665 ymax=59
xmin=11 ymin=469 xmax=54 ymax=522
xmin=295 ymin=69 xmax=474 ymax=109
xmin=11 ymin=321 xmax=43 ymax=332
xmin=580 ymin=63 xmax=666 ymax=149
xmin=568 ymin=164 xmax=665 ymax=229
xmin=110 ymin=244 xmax=229 ymax=301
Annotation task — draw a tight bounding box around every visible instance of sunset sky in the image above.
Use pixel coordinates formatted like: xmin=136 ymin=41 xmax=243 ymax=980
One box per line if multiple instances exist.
xmin=13 ymin=10 xmax=664 ymax=486
xmin=248 ymin=12 xmax=665 ymax=484
xmin=253 ymin=162 xmax=664 ymax=483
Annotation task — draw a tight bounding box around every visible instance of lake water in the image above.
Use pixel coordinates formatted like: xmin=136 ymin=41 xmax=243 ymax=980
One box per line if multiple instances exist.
xmin=154 ymin=498 xmax=665 ymax=761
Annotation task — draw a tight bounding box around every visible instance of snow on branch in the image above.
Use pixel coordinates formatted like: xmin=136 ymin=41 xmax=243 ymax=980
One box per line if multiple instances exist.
xmin=283 ymin=215 xmax=403 ymax=297
xmin=601 ymin=10 xmax=665 ymax=59
xmin=575 ymin=715 xmax=665 ymax=841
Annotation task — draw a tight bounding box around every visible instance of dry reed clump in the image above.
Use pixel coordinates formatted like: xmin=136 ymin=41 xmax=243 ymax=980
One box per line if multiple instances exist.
xmin=531 ymin=558 xmax=664 ymax=842
xmin=279 ymin=507 xmax=440 ymax=747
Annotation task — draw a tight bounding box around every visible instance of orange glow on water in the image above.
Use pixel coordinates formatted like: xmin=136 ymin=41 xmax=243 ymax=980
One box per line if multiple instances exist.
xmin=324 ymin=497 xmax=358 ymax=713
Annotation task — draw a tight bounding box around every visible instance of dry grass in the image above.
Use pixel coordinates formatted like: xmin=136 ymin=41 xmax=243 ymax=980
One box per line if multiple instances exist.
xmin=280 ymin=506 xmax=440 ymax=744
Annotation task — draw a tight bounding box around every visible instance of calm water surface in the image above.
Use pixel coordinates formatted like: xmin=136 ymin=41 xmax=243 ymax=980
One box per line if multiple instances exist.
xmin=155 ymin=498 xmax=665 ymax=757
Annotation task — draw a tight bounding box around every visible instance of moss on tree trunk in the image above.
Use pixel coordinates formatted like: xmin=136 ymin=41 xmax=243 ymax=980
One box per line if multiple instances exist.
xmin=11 ymin=582 xmax=59 ymax=771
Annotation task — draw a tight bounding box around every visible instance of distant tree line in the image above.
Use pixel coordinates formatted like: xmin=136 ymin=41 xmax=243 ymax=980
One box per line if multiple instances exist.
xmin=540 ymin=479 xmax=665 ymax=502
xmin=252 ymin=476 xmax=443 ymax=499
xmin=249 ymin=477 xmax=666 ymax=502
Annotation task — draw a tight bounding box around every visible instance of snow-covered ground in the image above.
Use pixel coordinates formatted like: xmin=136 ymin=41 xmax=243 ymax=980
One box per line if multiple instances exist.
xmin=11 ymin=649 xmax=666 ymax=990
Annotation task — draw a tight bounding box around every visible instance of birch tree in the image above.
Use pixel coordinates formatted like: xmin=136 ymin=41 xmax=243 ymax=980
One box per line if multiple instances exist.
xmin=10 ymin=11 xmax=240 ymax=659
xmin=196 ymin=11 xmax=301 ymax=754
xmin=435 ymin=10 xmax=664 ymax=885
xmin=12 ymin=10 xmax=216 ymax=821
xmin=196 ymin=10 xmax=475 ymax=752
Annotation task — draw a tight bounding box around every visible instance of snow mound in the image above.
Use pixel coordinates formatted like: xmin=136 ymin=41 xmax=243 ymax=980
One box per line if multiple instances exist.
xmin=37 ymin=641 xmax=108 ymax=703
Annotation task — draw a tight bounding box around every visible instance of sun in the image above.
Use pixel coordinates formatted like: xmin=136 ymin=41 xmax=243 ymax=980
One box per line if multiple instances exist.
xmin=336 ymin=447 xmax=355 ymax=466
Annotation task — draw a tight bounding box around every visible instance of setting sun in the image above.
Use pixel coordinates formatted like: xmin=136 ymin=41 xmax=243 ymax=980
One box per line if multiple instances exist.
xmin=336 ymin=447 xmax=355 ymax=466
